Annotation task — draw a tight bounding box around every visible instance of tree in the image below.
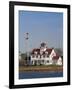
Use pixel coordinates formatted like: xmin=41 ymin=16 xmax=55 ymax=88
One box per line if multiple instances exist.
xmin=55 ymin=48 xmax=63 ymax=56
xmin=20 ymin=53 xmax=31 ymax=65
xmin=21 ymin=53 xmax=27 ymax=60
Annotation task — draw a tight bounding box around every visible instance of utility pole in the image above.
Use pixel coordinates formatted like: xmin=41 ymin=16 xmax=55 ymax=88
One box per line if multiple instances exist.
xmin=25 ymin=32 xmax=29 ymax=65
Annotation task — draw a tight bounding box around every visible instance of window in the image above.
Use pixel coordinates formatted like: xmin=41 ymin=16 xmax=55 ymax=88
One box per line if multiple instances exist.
xmin=34 ymin=51 xmax=37 ymax=54
xmin=47 ymin=60 xmax=49 ymax=63
xmin=45 ymin=51 xmax=48 ymax=54
xmin=42 ymin=60 xmax=44 ymax=63
xmin=36 ymin=55 xmax=38 ymax=58
xmin=47 ymin=55 xmax=49 ymax=57
xmin=43 ymin=55 xmax=45 ymax=58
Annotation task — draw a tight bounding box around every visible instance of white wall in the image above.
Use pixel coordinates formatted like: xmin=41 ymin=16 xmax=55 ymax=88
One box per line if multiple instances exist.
xmin=0 ymin=0 xmax=72 ymax=90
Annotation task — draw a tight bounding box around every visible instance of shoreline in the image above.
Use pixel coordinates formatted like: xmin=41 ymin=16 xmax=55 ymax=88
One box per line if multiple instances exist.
xmin=19 ymin=65 xmax=63 ymax=72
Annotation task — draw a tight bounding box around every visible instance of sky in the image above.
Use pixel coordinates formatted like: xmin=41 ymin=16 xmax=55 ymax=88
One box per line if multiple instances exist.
xmin=19 ymin=10 xmax=63 ymax=53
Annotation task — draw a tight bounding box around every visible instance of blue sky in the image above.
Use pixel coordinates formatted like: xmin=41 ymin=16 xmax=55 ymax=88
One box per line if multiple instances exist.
xmin=19 ymin=11 xmax=63 ymax=53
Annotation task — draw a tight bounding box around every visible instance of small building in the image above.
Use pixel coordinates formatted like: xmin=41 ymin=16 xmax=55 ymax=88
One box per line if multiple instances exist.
xmin=30 ymin=42 xmax=62 ymax=66
xmin=53 ymin=56 xmax=62 ymax=65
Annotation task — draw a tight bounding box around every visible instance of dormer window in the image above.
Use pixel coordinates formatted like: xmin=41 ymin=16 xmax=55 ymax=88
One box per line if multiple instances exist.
xmin=38 ymin=55 xmax=40 ymax=58
xmin=34 ymin=51 xmax=37 ymax=54
xmin=45 ymin=51 xmax=48 ymax=54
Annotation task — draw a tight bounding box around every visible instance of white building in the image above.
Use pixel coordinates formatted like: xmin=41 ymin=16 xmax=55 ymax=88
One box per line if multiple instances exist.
xmin=30 ymin=43 xmax=62 ymax=66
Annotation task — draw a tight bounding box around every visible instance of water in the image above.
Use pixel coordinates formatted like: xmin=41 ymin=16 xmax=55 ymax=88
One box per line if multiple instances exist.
xmin=19 ymin=71 xmax=63 ymax=79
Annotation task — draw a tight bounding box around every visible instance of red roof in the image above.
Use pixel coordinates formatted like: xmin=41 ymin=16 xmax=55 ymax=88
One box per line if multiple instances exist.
xmin=33 ymin=49 xmax=40 ymax=52
xmin=46 ymin=48 xmax=53 ymax=55
xmin=31 ymin=49 xmax=40 ymax=54
xmin=31 ymin=48 xmax=53 ymax=55
xmin=53 ymin=56 xmax=59 ymax=60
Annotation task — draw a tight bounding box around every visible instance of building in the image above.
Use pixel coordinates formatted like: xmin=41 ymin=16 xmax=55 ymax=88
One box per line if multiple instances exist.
xmin=30 ymin=42 xmax=62 ymax=65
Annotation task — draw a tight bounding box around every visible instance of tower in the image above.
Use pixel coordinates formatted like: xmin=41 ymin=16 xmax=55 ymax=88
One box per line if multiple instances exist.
xmin=25 ymin=32 xmax=29 ymax=65
xmin=40 ymin=42 xmax=47 ymax=52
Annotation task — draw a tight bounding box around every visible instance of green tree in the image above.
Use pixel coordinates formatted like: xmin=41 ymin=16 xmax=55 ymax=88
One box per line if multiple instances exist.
xmin=55 ymin=48 xmax=63 ymax=56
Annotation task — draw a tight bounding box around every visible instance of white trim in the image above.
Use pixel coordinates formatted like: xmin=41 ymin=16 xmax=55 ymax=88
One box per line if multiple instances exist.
xmin=14 ymin=5 xmax=67 ymax=85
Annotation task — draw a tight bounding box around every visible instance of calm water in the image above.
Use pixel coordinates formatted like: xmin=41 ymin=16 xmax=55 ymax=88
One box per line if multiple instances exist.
xmin=19 ymin=71 xmax=63 ymax=79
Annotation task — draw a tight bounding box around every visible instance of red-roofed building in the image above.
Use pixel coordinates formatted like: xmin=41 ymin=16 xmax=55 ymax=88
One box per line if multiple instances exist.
xmin=30 ymin=43 xmax=62 ymax=65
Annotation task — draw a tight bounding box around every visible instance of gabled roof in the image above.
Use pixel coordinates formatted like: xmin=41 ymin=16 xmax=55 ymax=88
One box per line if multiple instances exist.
xmin=31 ymin=48 xmax=53 ymax=55
xmin=31 ymin=49 xmax=40 ymax=54
xmin=33 ymin=49 xmax=40 ymax=52
xmin=46 ymin=48 xmax=53 ymax=55
xmin=53 ymin=56 xmax=59 ymax=60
